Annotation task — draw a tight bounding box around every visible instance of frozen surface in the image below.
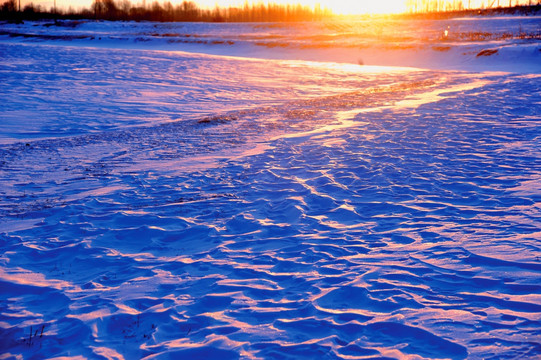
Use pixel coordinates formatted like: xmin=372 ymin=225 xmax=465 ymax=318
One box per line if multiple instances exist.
xmin=1 ymin=18 xmax=541 ymax=360
xmin=1 ymin=16 xmax=541 ymax=72
xmin=0 ymin=41 xmax=413 ymax=144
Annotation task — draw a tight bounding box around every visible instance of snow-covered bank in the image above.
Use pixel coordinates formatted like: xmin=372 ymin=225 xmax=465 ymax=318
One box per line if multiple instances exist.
xmin=0 ymin=41 xmax=419 ymax=145
xmin=1 ymin=16 xmax=541 ymax=72
xmin=1 ymin=18 xmax=540 ymax=360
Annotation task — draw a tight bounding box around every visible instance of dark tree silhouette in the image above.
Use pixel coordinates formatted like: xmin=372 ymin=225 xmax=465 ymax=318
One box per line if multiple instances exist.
xmin=1 ymin=0 xmax=539 ymax=22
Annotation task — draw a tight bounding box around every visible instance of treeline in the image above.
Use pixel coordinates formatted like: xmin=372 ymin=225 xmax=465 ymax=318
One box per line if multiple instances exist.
xmin=400 ymin=2 xmax=541 ymax=18
xmin=405 ymin=0 xmax=541 ymax=13
xmin=0 ymin=0 xmax=333 ymax=22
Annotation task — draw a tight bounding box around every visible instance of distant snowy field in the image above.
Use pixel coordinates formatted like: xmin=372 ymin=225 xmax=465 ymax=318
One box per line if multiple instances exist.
xmin=1 ymin=17 xmax=540 ymax=359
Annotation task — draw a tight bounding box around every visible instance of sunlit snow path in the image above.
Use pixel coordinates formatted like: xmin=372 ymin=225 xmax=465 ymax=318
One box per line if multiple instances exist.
xmin=1 ymin=28 xmax=541 ymax=360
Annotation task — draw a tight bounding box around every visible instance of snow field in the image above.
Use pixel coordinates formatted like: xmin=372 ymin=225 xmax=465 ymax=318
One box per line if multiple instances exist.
xmin=1 ymin=18 xmax=541 ymax=359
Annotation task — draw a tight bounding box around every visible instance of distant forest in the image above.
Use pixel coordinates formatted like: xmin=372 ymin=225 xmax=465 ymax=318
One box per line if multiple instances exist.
xmin=405 ymin=0 xmax=540 ymax=13
xmin=0 ymin=0 xmax=333 ymax=22
xmin=1 ymin=0 xmax=540 ymax=22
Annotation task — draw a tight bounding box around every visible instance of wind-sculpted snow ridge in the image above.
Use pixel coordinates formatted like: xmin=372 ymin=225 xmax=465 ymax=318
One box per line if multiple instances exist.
xmin=0 ymin=42 xmax=418 ymax=145
xmin=1 ymin=59 xmax=541 ymax=358
xmin=0 ymin=69 xmax=443 ymax=219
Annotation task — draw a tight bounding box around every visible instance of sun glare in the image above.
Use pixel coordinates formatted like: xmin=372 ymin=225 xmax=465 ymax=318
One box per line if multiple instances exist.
xmin=316 ymin=0 xmax=408 ymax=15
xmin=191 ymin=0 xmax=408 ymax=15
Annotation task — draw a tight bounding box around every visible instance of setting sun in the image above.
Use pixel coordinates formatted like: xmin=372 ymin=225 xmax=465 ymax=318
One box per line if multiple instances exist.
xmin=319 ymin=0 xmax=408 ymax=14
